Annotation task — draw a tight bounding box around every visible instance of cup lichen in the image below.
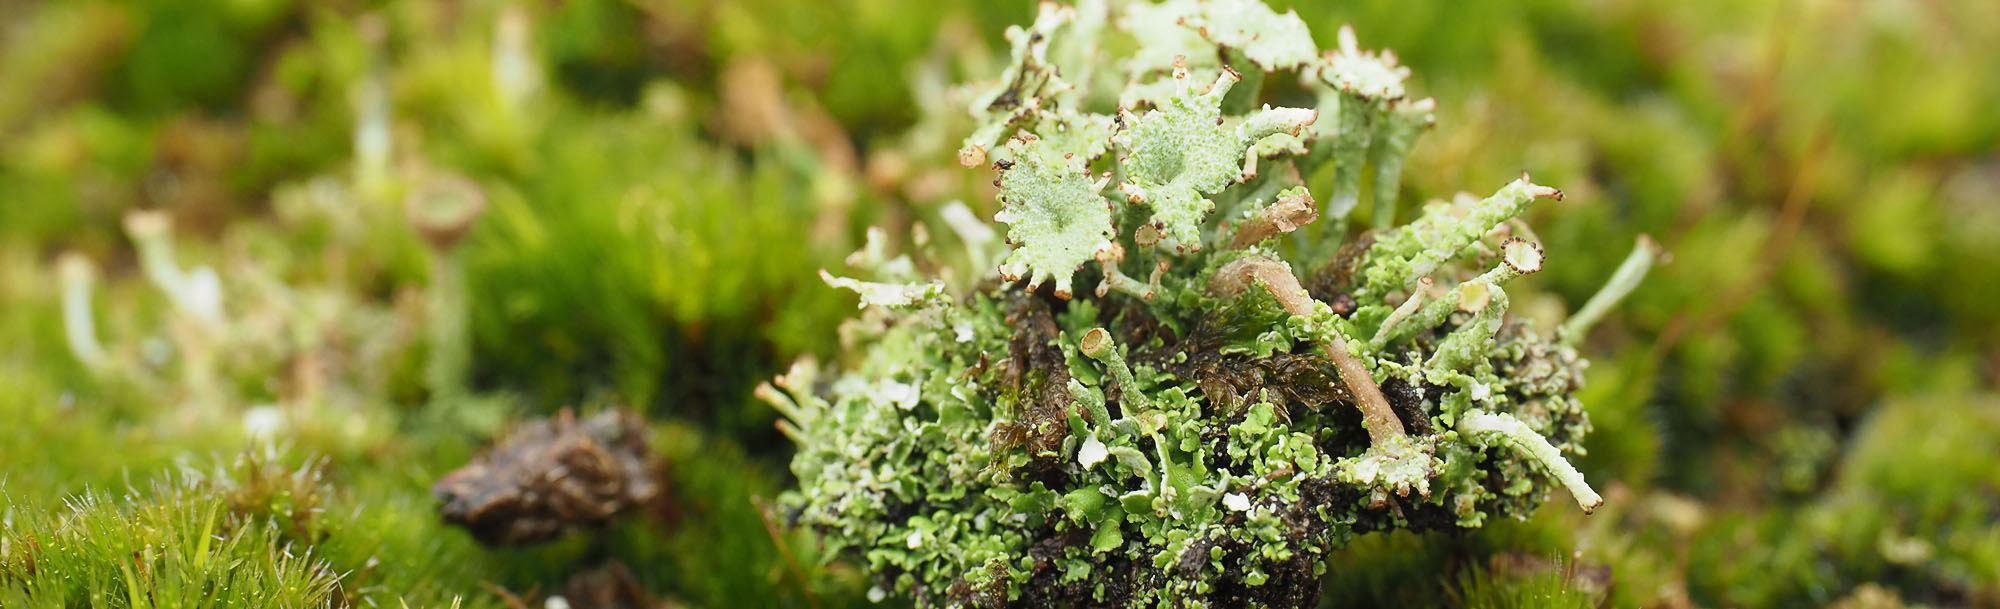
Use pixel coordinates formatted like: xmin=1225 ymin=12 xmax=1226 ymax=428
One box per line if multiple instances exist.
xmin=768 ymin=1 xmax=1655 ymax=606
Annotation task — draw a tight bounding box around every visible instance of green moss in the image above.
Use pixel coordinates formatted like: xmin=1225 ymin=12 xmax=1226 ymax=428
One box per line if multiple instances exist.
xmin=1687 ymin=394 xmax=2000 ymax=607
xmin=1 ymin=0 xmax=1998 ymax=606
xmin=0 ymin=452 xmax=500 ymax=609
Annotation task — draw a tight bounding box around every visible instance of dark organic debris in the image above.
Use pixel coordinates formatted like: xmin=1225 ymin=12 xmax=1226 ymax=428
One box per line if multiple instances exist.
xmin=558 ymin=561 xmax=668 ymax=609
xmin=434 ymin=409 xmax=661 ymax=545
xmin=991 ymin=293 xmax=1078 ymax=483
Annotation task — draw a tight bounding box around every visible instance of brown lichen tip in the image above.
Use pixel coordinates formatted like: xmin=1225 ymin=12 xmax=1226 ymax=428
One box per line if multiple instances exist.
xmin=433 ymin=408 xmax=661 ymax=546
xmin=406 ymin=172 xmax=489 ymax=250
xmin=1519 ymin=171 xmax=1564 ymax=201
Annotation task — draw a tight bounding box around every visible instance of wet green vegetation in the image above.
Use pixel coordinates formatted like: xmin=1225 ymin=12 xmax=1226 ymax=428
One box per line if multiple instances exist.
xmin=1 ymin=0 xmax=1996 ymax=607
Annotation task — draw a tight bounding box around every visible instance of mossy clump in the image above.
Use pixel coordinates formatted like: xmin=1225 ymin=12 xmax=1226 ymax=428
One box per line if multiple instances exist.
xmin=767 ymin=1 xmax=1655 ymax=606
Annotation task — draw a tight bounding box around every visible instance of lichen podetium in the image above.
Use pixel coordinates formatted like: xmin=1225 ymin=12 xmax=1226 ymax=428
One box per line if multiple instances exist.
xmin=763 ymin=1 xmax=1657 ymax=606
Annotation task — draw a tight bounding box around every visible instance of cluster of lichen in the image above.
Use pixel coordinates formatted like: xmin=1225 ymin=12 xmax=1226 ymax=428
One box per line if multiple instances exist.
xmin=768 ymin=1 xmax=1654 ymax=606
xmin=7 ymin=0 xmax=1995 ymax=606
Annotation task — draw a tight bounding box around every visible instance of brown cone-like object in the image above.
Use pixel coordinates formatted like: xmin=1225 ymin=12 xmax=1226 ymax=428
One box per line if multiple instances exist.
xmin=434 ymin=409 xmax=660 ymax=545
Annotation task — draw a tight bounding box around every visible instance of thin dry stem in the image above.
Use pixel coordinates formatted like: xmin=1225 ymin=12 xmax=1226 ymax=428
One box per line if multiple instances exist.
xmin=752 ymin=495 xmax=825 ymax=609
xmin=1210 ymin=257 xmax=1406 ymax=444
xmin=1229 ymin=190 xmax=1320 ymax=249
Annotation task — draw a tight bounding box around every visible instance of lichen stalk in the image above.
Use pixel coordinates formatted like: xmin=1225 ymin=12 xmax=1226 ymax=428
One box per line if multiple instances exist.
xmin=57 ymin=253 xmax=109 ymax=371
xmin=1370 ymin=276 xmax=1433 ymax=350
xmin=1080 ymin=327 xmax=1155 ymax=419
xmin=1094 ymin=243 xmax=1160 ymax=300
xmin=1561 ymin=234 xmax=1662 ymax=347
xmin=1376 ymin=237 xmax=1544 ymax=349
xmin=1458 ymin=410 xmax=1603 ymax=513
xmin=405 ymin=173 xmax=488 ymax=403
xmin=423 ymin=248 xmax=470 ymax=402
xmin=1366 ymin=99 xmax=1435 ymax=229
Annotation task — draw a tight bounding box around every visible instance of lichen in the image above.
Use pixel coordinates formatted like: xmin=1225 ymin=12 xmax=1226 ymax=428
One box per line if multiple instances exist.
xmin=772 ymin=1 xmax=1653 ymax=607
xmin=1113 ymin=61 xmax=1317 ymax=252
xmin=992 ymin=136 xmax=1116 ymax=299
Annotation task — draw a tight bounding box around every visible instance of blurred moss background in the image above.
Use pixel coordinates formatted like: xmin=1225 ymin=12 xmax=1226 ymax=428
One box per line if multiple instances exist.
xmin=1 ymin=0 xmax=1995 ymax=607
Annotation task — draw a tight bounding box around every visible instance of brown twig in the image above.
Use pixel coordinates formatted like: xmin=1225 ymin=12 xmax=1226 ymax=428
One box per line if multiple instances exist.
xmin=1209 ymin=257 xmax=1406 ymax=445
xmin=751 ymin=495 xmax=823 ymax=609
xmin=479 ymin=582 xmax=531 ymax=609
xmin=1228 ymin=190 xmax=1319 ymax=249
